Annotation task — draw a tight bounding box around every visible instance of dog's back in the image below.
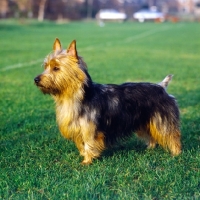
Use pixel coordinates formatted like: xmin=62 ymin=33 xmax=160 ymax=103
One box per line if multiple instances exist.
xmin=82 ymin=82 xmax=180 ymax=149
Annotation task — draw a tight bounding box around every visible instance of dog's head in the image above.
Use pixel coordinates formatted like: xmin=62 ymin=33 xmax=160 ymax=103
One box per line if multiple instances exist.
xmin=34 ymin=39 xmax=88 ymax=96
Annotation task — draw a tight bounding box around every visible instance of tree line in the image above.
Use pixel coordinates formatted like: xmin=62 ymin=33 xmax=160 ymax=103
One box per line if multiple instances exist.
xmin=0 ymin=0 xmax=192 ymax=21
xmin=0 ymin=0 xmax=182 ymax=21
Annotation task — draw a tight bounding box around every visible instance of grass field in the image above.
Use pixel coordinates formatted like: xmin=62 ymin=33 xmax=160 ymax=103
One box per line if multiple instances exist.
xmin=0 ymin=19 xmax=200 ymax=199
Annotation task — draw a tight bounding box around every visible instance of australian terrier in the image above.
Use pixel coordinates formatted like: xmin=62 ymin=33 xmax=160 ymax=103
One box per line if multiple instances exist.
xmin=34 ymin=39 xmax=181 ymax=164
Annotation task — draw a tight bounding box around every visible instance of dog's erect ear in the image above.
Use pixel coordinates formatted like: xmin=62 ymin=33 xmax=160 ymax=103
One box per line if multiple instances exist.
xmin=53 ymin=38 xmax=62 ymax=51
xmin=67 ymin=40 xmax=78 ymax=59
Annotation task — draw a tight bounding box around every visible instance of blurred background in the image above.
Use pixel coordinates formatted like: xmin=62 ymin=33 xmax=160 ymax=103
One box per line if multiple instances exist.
xmin=0 ymin=0 xmax=200 ymax=22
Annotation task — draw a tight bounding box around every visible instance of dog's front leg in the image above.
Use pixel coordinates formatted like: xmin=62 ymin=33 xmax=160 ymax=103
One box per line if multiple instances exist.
xmin=82 ymin=132 xmax=105 ymax=165
xmin=74 ymin=135 xmax=85 ymax=157
xmin=80 ymin=120 xmax=105 ymax=164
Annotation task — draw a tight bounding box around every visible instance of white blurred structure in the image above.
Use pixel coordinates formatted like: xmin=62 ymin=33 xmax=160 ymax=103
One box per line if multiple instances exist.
xmin=96 ymin=9 xmax=127 ymax=22
xmin=133 ymin=7 xmax=165 ymax=22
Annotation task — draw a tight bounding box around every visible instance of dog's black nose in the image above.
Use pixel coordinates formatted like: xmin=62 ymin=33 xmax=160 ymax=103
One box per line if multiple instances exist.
xmin=34 ymin=76 xmax=40 ymax=84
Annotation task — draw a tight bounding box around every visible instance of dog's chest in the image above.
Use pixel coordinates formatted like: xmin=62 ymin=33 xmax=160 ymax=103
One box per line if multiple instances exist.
xmin=55 ymin=100 xmax=81 ymax=140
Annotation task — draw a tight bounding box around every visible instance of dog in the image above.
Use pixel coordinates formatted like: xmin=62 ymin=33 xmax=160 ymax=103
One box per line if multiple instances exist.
xmin=34 ymin=39 xmax=181 ymax=164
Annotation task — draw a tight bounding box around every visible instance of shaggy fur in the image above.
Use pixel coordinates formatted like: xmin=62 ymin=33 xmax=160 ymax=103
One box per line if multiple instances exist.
xmin=34 ymin=39 xmax=181 ymax=164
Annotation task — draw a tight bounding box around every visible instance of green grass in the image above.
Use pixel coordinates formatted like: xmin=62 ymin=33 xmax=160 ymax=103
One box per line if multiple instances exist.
xmin=0 ymin=19 xmax=200 ymax=199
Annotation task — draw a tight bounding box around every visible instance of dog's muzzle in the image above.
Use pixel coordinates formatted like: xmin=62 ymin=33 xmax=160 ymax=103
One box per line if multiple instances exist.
xmin=34 ymin=76 xmax=40 ymax=84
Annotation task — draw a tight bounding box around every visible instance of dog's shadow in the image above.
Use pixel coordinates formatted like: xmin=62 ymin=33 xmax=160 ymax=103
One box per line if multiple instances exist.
xmin=99 ymin=127 xmax=200 ymax=162
xmin=100 ymin=136 xmax=147 ymax=159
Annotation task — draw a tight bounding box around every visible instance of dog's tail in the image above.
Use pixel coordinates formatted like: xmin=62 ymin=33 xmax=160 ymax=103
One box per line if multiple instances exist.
xmin=158 ymin=74 xmax=173 ymax=90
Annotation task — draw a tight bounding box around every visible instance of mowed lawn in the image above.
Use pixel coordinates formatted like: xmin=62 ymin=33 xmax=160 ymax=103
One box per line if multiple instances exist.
xmin=0 ymin=20 xmax=200 ymax=199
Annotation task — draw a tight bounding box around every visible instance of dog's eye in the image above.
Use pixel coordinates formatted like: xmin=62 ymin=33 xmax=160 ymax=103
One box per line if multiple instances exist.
xmin=53 ymin=67 xmax=59 ymax=71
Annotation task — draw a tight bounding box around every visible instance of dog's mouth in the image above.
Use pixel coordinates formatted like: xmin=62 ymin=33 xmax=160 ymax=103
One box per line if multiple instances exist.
xmin=36 ymin=83 xmax=47 ymax=91
xmin=34 ymin=80 xmax=46 ymax=91
xmin=34 ymin=77 xmax=44 ymax=88
xmin=36 ymin=84 xmax=51 ymax=94
xmin=34 ymin=82 xmax=56 ymax=95
xmin=35 ymin=82 xmax=43 ymax=87
xmin=34 ymin=77 xmax=60 ymax=95
xmin=34 ymin=82 xmax=44 ymax=89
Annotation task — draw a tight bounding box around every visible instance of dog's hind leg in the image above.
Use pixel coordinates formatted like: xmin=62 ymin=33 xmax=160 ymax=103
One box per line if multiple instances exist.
xmin=136 ymin=129 xmax=157 ymax=149
xmin=147 ymin=137 xmax=157 ymax=149
xmin=166 ymin=130 xmax=182 ymax=156
xmin=149 ymin=119 xmax=181 ymax=156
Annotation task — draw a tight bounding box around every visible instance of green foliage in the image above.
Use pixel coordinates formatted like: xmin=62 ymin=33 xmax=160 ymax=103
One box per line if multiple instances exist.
xmin=0 ymin=20 xmax=199 ymax=199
